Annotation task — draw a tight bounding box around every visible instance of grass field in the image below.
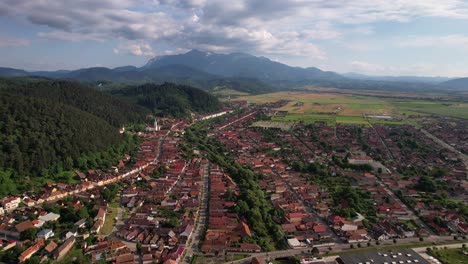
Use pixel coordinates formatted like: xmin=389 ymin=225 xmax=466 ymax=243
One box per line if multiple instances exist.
xmin=430 ymin=247 xmax=468 ymax=264
xmin=237 ymin=91 xmax=468 ymax=125
xmin=99 ymin=200 xmax=118 ymax=236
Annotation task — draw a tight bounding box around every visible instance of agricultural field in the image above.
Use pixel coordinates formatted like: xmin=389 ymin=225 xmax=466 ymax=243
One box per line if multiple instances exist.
xmin=237 ymin=91 xmax=468 ymax=125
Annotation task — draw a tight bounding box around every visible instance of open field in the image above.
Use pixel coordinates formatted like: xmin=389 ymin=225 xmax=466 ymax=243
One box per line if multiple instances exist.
xmin=211 ymin=88 xmax=250 ymax=98
xmin=429 ymin=247 xmax=468 ymax=264
xmin=237 ymin=91 xmax=468 ymax=125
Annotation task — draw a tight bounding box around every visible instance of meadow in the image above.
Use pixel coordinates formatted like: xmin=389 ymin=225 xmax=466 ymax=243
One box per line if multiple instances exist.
xmin=236 ymin=91 xmax=468 ymax=125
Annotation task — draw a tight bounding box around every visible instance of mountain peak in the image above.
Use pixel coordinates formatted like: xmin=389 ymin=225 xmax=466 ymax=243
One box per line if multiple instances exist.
xmin=143 ymin=49 xmax=341 ymax=82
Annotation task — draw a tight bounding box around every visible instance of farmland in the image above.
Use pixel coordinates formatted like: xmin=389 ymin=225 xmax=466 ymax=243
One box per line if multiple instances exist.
xmin=236 ymin=91 xmax=468 ymax=125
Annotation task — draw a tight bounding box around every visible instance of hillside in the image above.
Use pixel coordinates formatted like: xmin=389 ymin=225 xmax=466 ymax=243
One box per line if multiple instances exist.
xmin=0 ymin=92 xmax=123 ymax=187
xmin=111 ymin=82 xmax=221 ymax=118
xmin=0 ymin=78 xmax=149 ymax=127
xmin=0 ymin=79 xmax=150 ymax=194
xmin=441 ymin=77 xmax=468 ymax=90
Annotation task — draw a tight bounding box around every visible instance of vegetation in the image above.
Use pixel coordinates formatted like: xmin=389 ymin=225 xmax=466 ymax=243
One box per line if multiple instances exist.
xmin=0 ymin=79 xmax=144 ymax=195
xmin=428 ymin=247 xmax=468 ymax=264
xmin=111 ymin=82 xmax=221 ymax=118
xmin=0 ymin=78 xmax=149 ymax=127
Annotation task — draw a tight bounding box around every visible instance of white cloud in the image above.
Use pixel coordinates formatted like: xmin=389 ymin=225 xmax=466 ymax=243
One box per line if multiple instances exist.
xmin=2 ymin=0 xmax=468 ymax=69
xmin=113 ymin=41 xmax=155 ymax=56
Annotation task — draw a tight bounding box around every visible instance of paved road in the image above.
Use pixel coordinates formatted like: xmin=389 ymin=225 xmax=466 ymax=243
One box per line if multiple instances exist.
xmin=418 ymin=127 xmax=468 ymax=172
xmin=225 ymin=236 xmax=465 ymax=264
xmin=216 ymin=111 xmax=257 ymax=131
xmin=182 ymin=161 xmax=210 ymax=263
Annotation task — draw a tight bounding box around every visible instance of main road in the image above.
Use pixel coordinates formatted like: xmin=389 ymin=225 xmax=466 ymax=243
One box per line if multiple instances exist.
xmin=225 ymin=236 xmax=465 ymax=264
xmin=182 ymin=161 xmax=210 ymax=263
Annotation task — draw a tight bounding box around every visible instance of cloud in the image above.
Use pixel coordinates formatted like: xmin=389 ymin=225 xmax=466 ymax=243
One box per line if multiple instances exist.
xmin=0 ymin=35 xmax=30 ymax=48
xmin=27 ymin=14 xmax=72 ymax=31
xmin=2 ymin=0 xmax=468 ymax=64
xmin=113 ymin=41 xmax=155 ymax=56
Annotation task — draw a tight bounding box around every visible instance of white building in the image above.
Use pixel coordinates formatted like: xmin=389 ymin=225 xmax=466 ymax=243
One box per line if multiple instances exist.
xmin=37 ymin=229 xmax=54 ymax=239
xmin=2 ymin=197 xmax=21 ymax=212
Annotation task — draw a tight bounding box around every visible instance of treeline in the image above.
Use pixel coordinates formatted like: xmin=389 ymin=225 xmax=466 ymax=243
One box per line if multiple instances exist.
xmin=186 ymin=121 xmax=283 ymax=250
xmin=111 ymin=82 xmax=221 ymax=118
xmin=0 ymin=78 xmax=149 ymax=127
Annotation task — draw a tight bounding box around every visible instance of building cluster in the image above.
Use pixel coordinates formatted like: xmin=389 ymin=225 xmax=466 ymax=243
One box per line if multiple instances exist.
xmin=201 ymin=165 xmax=260 ymax=255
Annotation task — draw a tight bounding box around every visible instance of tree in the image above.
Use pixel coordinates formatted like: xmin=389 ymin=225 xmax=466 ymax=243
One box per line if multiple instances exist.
xmin=78 ymin=207 xmax=89 ymax=219
xmin=312 ymin=247 xmax=319 ymax=256
xmin=21 ymin=227 xmax=37 ymax=241
xmin=136 ymin=242 xmax=142 ymax=254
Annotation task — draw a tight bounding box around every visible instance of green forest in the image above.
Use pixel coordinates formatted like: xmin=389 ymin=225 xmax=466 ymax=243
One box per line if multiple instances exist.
xmin=0 ymin=78 xmax=222 ymax=196
xmin=111 ymin=82 xmax=221 ymax=117
xmin=0 ymin=78 xmax=149 ymax=127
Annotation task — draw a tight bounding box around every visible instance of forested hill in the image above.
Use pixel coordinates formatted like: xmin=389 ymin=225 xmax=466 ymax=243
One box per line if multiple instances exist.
xmin=0 ymin=92 xmax=123 ymax=187
xmin=0 ymin=78 xmax=149 ymax=127
xmin=111 ymin=82 xmax=221 ymax=118
xmin=0 ymin=78 xmax=150 ymax=194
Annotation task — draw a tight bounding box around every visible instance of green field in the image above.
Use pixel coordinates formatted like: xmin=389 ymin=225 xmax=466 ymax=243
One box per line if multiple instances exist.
xmin=237 ymin=91 xmax=468 ymax=125
xmin=99 ymin=200 xmax=118 ymax=236
xmin=430 ymin=247 xmax=468 ymax=264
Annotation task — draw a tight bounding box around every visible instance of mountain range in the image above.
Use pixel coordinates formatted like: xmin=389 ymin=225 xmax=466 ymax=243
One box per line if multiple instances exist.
xmin=0 ymin=49 xmax=467 ymax=93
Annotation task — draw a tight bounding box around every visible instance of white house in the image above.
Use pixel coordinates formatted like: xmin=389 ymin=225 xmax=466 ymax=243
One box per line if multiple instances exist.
xmin=2 ymin=197 xmax=21 ymax=211
xmin=38 ymin=212 xmax=60 ymax=222
xmin=37 ymin=229 xmax=54 ymax=240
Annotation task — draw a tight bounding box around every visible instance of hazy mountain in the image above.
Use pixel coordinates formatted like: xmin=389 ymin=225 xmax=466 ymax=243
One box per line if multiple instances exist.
xmin=342 ymin=73 xmax=453 ymax=84
xmin=0 ymin=62 xmax=273 ymax=94
xmin=145 ymin=49 xmax=342 ymax=82
xmin=440 ymin=77 xmax=468 ymax=90
xmin=0 ymin=67 xmax=29 ymax=77
xmin=1 ymin=50 xmax=466 ymax=94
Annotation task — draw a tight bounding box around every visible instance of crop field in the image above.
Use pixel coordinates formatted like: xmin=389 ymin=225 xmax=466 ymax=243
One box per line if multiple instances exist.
xmin=237 ymin=91 xmax=468 ymax=125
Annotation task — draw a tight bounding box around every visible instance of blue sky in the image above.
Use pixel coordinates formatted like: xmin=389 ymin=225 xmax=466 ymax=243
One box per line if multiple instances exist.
xmin=1 ymin=0 xmax=468 ymax=77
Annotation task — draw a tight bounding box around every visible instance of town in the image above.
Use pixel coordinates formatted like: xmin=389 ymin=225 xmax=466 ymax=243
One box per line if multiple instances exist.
xmin=0 ymin=101 xmax=466 ymax=264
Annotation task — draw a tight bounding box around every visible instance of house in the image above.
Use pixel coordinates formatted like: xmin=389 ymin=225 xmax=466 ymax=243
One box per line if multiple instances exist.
xmin=348 ymin=155 xmax=373 ymax=165
xmin=45 ymin=241 xmax=58 ymax=253
xmin=2 ymin=197 xmax=21 ymax=212
xmin=54 ymin=237 xmax=75 ymax=260
xmin=341 ymin=224 xmax=358 ymax=232
xmin=22 ymin=197 xmax=35 ymax=207
xmin=287 ymin=238 xmax=302 ymax=248
xmin=239 ymin=243 xmax=261 ymax=253
xmin=38 ymin=212 xmax=60 ymax=222
xmin=94 ymin=206 xmax=107 ymax=224
xmin=15 ymin=220 xmax=35 ymax=233
xmin=65 ymin=230 xmax=78 ymax=239
xmin=37 ymin=229 xmax=54 ymax=240
xmin=74 ymin=219 xmax=87 ymax=228
xmin=18 ymin=241 xmax=43 ymax=263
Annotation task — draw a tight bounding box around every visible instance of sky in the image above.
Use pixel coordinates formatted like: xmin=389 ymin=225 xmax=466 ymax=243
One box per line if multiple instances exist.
xmin=1 ymin=0 xmax=468 ymax=77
